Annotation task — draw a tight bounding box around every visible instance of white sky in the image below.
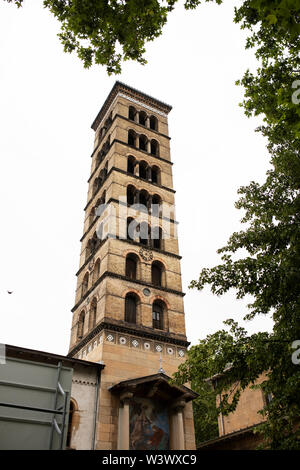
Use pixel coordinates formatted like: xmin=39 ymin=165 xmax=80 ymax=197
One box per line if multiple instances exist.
xmin=0 ymin=1 xmax=273 ymax=356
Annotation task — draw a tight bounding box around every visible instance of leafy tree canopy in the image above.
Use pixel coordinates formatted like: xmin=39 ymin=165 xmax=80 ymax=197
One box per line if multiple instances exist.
xmin=5 ymin=1 xmax=300 ymax=74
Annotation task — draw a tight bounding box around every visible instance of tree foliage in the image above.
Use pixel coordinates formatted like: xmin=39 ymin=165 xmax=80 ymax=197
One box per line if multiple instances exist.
xmin=5 ymin=1 xmax=299 ymax=74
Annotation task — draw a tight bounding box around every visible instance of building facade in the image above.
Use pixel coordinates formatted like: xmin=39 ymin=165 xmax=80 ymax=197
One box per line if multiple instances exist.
xmin=198 ymin=374 xmax=269 ymax=450
xmin=67 ymin=82 xmax=196 ymax=450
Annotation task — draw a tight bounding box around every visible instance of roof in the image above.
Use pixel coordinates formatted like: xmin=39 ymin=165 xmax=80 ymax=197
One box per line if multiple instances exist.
xmin=108 ymin=372 xmax=198 ymax=402
xmin=4 ymin=343 xmax=105 ymax=370
xmin=91 ymin=81 xmax=173 ymax=131
xmin=197 ymin=423 xmax=262 ymax=449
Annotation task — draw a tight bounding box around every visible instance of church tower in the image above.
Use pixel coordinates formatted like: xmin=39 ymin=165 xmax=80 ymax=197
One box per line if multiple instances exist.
xmin=68 ymin=82 xmax=196 ymax=450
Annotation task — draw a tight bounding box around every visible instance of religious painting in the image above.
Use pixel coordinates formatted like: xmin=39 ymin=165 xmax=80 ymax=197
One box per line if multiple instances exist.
xmin=129 ymin=397 xmax=169 ymax=450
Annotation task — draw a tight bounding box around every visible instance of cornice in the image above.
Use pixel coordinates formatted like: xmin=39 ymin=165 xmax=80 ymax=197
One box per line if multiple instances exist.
xmin=91 ymin=82 xmax=172 ymax=131
xmin=85 ymin=165 xmax=175 ymax=211
xmin=72 ymin=270 xmax=185 ymax=312
xmin=81 ymin=196 xmax=178 ymax=243
xmin=75 ymin=235 xmax=182 ymax=277
xmin=67 ymin=320 xmax=189 ymax=358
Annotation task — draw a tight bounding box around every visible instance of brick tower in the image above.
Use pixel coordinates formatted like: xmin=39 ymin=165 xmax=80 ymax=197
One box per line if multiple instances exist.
xmin=68 ymin=82 xmax=196 ymax=450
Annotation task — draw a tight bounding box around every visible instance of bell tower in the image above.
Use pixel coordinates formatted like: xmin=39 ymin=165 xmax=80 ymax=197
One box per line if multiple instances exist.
xmin=68 ymin=82 xmax=196 ymax=450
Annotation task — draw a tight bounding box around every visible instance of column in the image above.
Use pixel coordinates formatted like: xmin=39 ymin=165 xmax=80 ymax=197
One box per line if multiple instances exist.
xmin=170 ymin=399 xmax=186 ymax=450
xmin=118 ymin=391 xmax=133 ymax=450
xmin=146 ymin=140 xmax=151 ymax=153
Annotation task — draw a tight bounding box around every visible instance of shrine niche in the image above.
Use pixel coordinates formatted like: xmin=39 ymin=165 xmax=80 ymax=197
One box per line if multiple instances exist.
xmin=109 ymin=372 xmax=198 ymax=450
xmin=130 ymin=397 xmax=169 ymax=450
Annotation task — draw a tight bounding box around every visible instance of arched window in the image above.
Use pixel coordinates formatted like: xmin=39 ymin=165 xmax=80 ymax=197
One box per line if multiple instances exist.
xmin=140 ymin=222 xmax=149 ymax=246
xmin=150 ymin=115 xmax=158 ymax=131
xmin=96 ymin=222 xmax=103 ymax=242
xmin=96 ymin=151 xmax=103 ymax=168
xmin=125 ymin=254 xmax=138 ymax=280
xmin=139 ymin=111 xmax=147 ymax=126
xmin=139 ymin=134 xmax=147 ymax=151
xmin=151 ymin=261 xmax=164 ymax=286
xmin=90 ymin=231 xmax=99 ymax=253
xmin=86 ymin=239 xmax=92 ymax=260
xmin=125 ymin=293 xmax=138 ymax=324
xmin=104 ymin=162 xmax=108 ymax=178
xmin=139 ymin=160 xmax=148 ymax=179
xmin=152 ymin=301 xmax=164 ymax=330
xmin=139 ymin=190 xmax=148 ymax=212
xmin=82 ymin=273 xmax=89 ymax=297
xmin=128 ymin=130 xmax=137 ymax=147
xmin=77 ymin=311 xmax=85 ymax=339
xmin=127 ymin=156 xmax=136 ymax=175
xmin=66 ymin=399 xmax=76 ymax=448
xmin=105 ymin=112 xmax=112 ymax=129
xmin=102 ymin=139 xmax=110 ymax=156
xmin=151 ymin=226 xmax=162 ymax=250
xmin=89 ymin=298 xmax=97 ymax=330
xmin=150 ymin=139 xmax=159 ymax=156
xmin=93 ymin=259 xmax=100 ymax=283
xmin=127 ymin=185 xmax=136 ymax=206
xmin=89 ymin=207 xmax=96 ymax=226
xmin=127 ymin=217 xmax=138 ymax=241
xmin=129 ymin=106 xmax=136 ymax=121
xmin=152 ymin=194 xmax=161 ymax=216
xmin=151 ymin=165 xmax=160 ymax=184
xmin=93 ymin=178 xmax=99 ymax=196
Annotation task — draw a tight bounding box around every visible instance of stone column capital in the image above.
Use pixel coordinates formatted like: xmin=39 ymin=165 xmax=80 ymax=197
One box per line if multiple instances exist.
xmin=170 ymin=399 xmax=186 ymax=412
xmin=120 ymin=391 xmax=133 ymax=404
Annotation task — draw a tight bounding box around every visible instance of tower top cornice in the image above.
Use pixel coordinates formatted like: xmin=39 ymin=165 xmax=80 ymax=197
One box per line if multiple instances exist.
xmin=91 ymin=81 xmax=172 ymax=131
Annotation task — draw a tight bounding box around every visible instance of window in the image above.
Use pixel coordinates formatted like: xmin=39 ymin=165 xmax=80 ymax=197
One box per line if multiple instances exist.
xmin=152 ymin=195 xmax=161 ymax=216
xmin=139 ymin=135 xmax=147 ymax=151
xmin=81 ymin=273 xmax=89 ymax=297
xmin=127 ymin=185 xmax=136 ymax=206
xmin=139 ymin=190 xmax=148 ymax=212
xmin=139 ymin=111 xmax=147 ymax=126
xmin=77 ymin=311 xmax=85 ymax=338
xmin=89 ymin=298 xmax=97 ymax=330
xmin=151 ymin=226 xmax=162 ymax=250
xmin=128 ymin=130 xmax=136 ymax=147
xmin=151 ymin=165 xmax=160 ymax=184
xmin=151 ymin=261 xmax=163 ymax=286
xmin=127 ymin=217 xmax=138 ymax=241
xmin=126 ymin=254 xmax=138 ymax=280
xmin=139 ymin=161 xmax=148 ymax=179
xmin=90 ymin=232 xmax=99 ymax=253
xmin=150 ymin=115 xmax=158 ymax=131
xmin=66 ymin=400 xmax=76 ymax=448
xmin=93 ymin=178 xmax=99 ymax=196
xmin=150 ymin=139 xmax=159 ymax=156
xmin=152 ymin=301 xmax=164 ymax=330
xmin=140 ymin=222 xmax=149 ymax=246
xmin=96 ymin=151 xmax=103 ymax=168
xmin=93 ymin=259 xmax=100 ymax=283
xmin=125 ymin=293 xmax=138 ymax=323
xmin=127 ymin=156 xmax=136 ymax=175
xmin=129 ymin=106 xmax=136 ymax=121
xmin=89 ymin=207 xmax=96 ymax=226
